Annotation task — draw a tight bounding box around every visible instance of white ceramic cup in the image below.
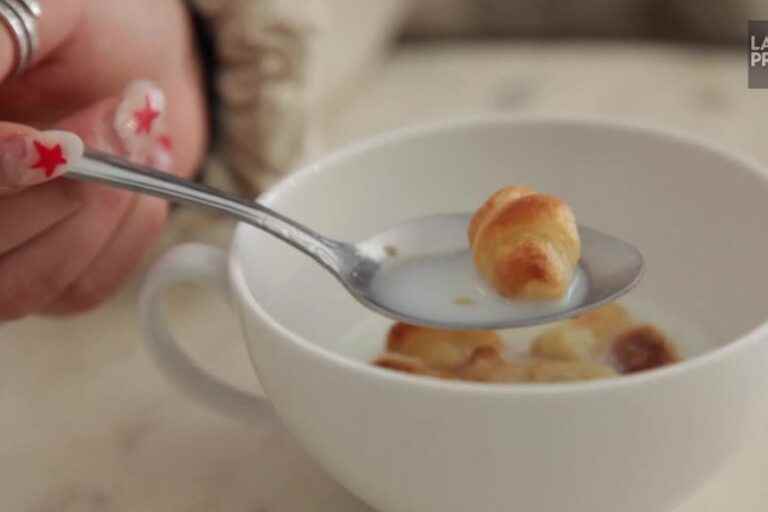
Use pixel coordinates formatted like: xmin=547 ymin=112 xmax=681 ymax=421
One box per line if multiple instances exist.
xmin=140 ymin=116 xmax=768 ymax=512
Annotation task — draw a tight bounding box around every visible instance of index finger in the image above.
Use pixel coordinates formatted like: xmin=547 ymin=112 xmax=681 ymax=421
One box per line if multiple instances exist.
xmin=0 ymin=121 xmax=83 ymax=194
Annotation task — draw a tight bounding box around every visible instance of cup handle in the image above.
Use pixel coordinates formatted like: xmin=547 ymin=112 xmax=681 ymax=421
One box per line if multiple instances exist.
xmin=139 ymin=243 xmax=274 ymax=427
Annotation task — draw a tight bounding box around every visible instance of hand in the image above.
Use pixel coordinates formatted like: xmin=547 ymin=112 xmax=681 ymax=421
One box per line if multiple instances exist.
xmin=0 ymin=0 xmax=208 ymax=320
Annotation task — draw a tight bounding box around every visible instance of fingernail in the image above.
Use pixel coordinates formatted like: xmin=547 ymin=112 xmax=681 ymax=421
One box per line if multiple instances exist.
xmin=158 ymin=134 xmax=172 ymax=152
xmin=148 ymin=135 xmax=173 ymax=172
xmin=113 ymin=80 xmax=168 ymax=165
xmin=0 ymin=131 xmax=84 ymax=187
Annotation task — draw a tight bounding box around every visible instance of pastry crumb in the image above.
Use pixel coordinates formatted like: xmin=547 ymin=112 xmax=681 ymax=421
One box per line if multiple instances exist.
xmin=453 ymin=296 xmax=476 ymax=305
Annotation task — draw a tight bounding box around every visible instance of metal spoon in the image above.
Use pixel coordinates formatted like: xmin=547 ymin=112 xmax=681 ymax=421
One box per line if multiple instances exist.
xmin=70 ymin=151 xmax=644 ymax=330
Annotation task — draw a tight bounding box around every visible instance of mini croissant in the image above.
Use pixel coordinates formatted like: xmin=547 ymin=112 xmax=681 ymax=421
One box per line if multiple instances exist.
xmin=386 ymin=322 xmax=503 ymax=370
xmin=468 ymin=186 xmax=581 ymax=299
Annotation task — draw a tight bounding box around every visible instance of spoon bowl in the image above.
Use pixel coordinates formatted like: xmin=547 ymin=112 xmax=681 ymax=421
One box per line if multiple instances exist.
xmin=71 ymin=151 xmax=643 ymax=330
xmin=349 ymin=213 xmax=643 ymax=330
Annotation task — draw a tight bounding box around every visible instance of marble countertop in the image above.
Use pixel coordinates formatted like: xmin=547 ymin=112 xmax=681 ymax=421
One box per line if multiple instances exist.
xmin=3 ymin=42 xmax=768 ymax=511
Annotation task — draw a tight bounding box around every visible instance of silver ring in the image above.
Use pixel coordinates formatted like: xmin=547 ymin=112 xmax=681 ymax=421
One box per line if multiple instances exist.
xmin=16 ymin=0 xmax=40 ymax=18
xmin=0 ymin=1 xmax=29 ymax=75
xmin=0 ymin=0 xmax=39 ymax=76
xmin=4 ymin=0 xmax=38 ymax=67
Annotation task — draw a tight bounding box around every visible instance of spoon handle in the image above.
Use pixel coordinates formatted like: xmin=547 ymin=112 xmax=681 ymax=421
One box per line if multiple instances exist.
xmin=70 ymin=151 xmax=349 ymax=273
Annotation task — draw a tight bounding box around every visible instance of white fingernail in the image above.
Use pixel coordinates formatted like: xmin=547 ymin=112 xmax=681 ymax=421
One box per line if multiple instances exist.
xmin=0 ymin=130 xmax=83 ymax=187
xmin=148 ymin=142 xmax=173 ymax=173
xmin=114 ymin=80 xmax=167 ymax=161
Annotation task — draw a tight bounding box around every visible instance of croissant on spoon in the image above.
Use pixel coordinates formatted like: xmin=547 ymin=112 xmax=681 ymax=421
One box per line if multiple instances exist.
xmin=468 ymin=185 xmax=581 ymax=300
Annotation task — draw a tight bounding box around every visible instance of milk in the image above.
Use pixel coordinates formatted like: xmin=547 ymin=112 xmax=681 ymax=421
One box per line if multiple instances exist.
xmin=368 ymin=250 xmax=590 ymax=327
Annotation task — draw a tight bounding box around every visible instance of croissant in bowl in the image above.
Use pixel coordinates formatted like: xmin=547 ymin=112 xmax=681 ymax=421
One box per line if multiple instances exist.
xmin=468 ymin=186 xmax=581 ymax=299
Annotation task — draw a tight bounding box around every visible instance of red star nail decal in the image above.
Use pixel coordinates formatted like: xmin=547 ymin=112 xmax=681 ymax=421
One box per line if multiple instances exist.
xmin=158 ymin=135 xmax=173 ymax=151
xmin=133 ymin=95 xmax=161 ymax=135
xmin=31 ymin=141 xmax=67 ymax=177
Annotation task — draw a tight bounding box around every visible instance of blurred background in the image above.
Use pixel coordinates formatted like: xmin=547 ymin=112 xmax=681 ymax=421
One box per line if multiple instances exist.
xmin=306 ymin=0 xmax=768 ymax=164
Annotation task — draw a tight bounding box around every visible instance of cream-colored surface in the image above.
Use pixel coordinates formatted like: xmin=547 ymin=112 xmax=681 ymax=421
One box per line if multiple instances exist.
xmin=2 ymin=42 xmax=768 ymax=510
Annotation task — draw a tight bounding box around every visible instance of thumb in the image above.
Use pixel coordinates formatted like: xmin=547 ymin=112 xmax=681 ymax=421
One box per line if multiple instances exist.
xmin=0 ymin=122 xmax=83 ymax=192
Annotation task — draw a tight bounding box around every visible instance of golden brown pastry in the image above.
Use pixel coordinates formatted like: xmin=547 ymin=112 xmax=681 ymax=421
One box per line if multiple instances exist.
xmin=386 ymin=322 xmax=503 ymax=370
xmin=373 ymin=353 xmax=443 ymax=378
xmin=468 ymin=186 xmax=581 ymax=299
xmin=455 ymin=346 xmax=616 ymax=383
xmin=611 ymin=325 xmax=680 ymax=373
xmin=571 ymin=302 xmax=633 ymax=345
xmin=371 ymin=304 xmax=681 ymax=384
xmin=527 ymin=359 xmax=617 ymax=382
xmin=454 ymin=346 xmax=530 ymax=383
xmin=531 ymin=303 xmax=633 ymax=361
xmin=530 ymin=325 xmax=598 ymax=362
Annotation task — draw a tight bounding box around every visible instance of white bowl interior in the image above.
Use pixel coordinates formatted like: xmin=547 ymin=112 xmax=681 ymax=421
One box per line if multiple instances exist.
xmin=234 ymin=118 xmax=768 ymax=363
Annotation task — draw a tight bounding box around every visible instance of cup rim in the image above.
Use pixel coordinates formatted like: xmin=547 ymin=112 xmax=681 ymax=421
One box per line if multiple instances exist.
xmin=230 ymin=113 xmax=768 ymax=395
